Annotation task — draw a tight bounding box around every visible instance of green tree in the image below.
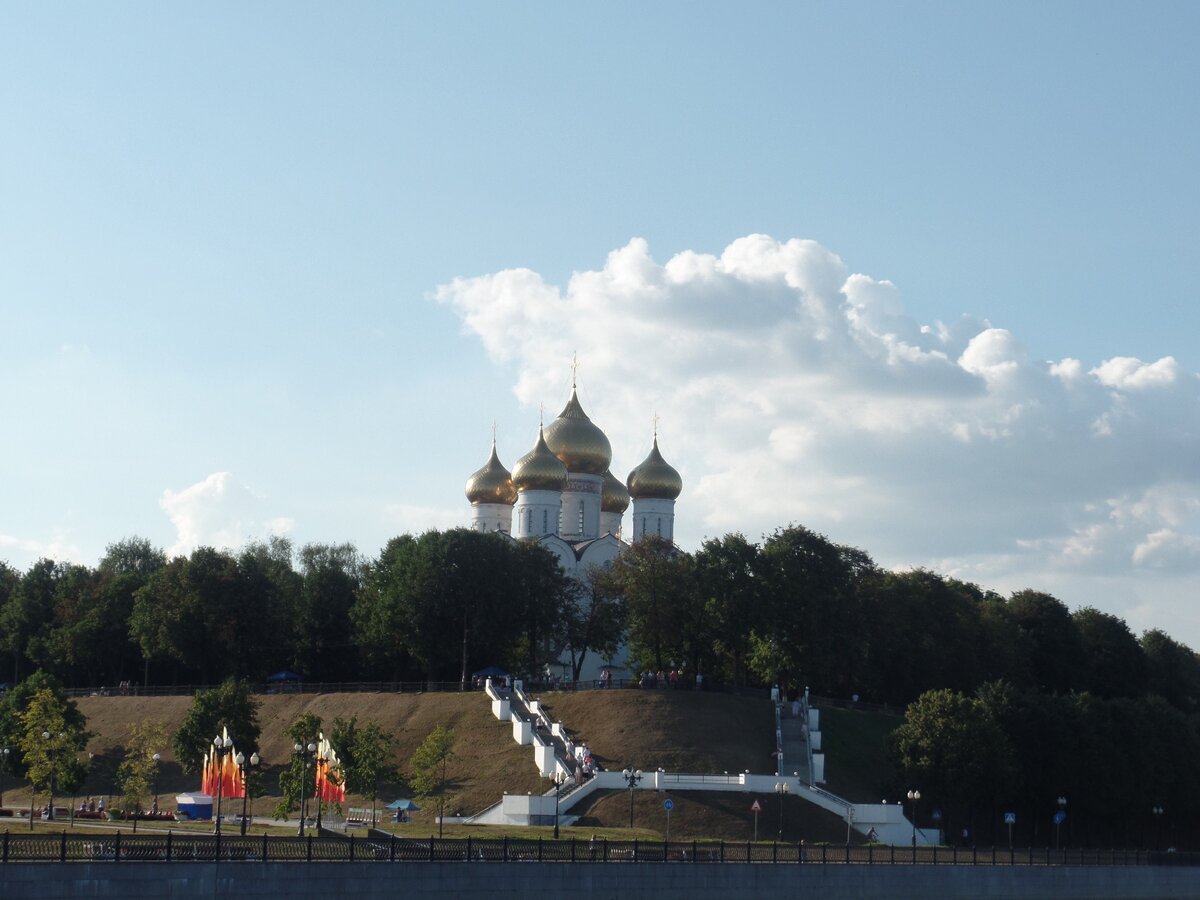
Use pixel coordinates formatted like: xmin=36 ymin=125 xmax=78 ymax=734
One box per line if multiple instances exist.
xmin=16 ymin=687 xmax=89 ymax=823
xmin=1141 ymin=628 xmax=1200 ymax=713
xmin=1006 ymin=590 xmax=1084 ymax=694
xmin=602 ymin=536 xmax=695 ymax=672
xmin=0 ymin=560 xmax=63 ymax=682
xmin=1072 ymin=606 xmax=1147 ymax=699
xmin=172 ymin=679 xmax=261 ymax=774
xmin=891 ymin=687 xmax=1016 ymax=826
xmin=409 ymin=725 xmax=455 ymax=837
xmin=752 ymin=525 xmax=875 ymax=695
xmin=332 ymin=716 xmax=399 ymax=826
xmin=293 ymin=543 xmax=361 ymax=681
xmin=557 ymin=565 xmax=625 ymax=681
xmin=115 ymin=719 xmax=168 ymax=823
xmin=274 ymin=712 xmax=323 ymax=821
xmin=0 ymin=671 xmax=88 ymax=778
xmin=695 ymin=534 xmax=761 ymax=686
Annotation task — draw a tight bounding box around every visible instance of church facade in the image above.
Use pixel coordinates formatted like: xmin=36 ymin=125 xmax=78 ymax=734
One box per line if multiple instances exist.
xmin=464 ymin=381 xmax=682 ymax=675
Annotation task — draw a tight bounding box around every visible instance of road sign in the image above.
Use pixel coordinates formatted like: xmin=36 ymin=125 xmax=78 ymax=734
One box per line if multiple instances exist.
xmin=664 ymin=798 xmax=674 ymax=811
xmin=1053 ymin=810 xmax=1067 ymax=826
xmin=750 ymin=800 xmax=763 ymax=813
xmin=1004 ymin=812 xmax=1016 ymax=825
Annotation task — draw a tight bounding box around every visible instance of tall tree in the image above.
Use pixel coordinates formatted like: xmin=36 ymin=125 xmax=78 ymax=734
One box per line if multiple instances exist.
xmin=695 ymin=534 xmax=761 ymax=686
xmin=115 ymin=719 xmax=168 ymax=819
xmin=331 ymin=716 xmax=399 ymax=826
xmin=557 ymin=565 xmax=625 ymax=681
xmin=1006 ymin=590 xmax=1084 ymax=695
xmin=293 ymin=543 xmax=361 ymax=681
xmin=1072 ymin=607 xmax=1147 ymax=699
xmin=274 ymin=712 xmax=324 ymax=821
xmin=410 ymin=725 xmax=455 ymax=838
xmin=752 ymin=525 xmax=875 ymax=695
xmin=17 ymin=686 xmax=90 ymax=821
xmin=172 ymin=679 xmax=261 ymax=774
xmin=602 ymin=536 xmax=698 ymax=672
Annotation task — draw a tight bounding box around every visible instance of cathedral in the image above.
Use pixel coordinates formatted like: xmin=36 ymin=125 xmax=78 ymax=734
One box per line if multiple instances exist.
xmin=464 ymin=379 xmax=682 ymax=580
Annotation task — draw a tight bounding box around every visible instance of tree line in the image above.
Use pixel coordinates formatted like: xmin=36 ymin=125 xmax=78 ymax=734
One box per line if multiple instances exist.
xmin=2 ymin=527 xmax=1198 ymax=715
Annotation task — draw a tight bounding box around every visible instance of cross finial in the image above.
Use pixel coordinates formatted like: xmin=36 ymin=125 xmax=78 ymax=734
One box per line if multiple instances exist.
xmin=491 ymin=420 xmax=497 ymax=446
xmin=571 ymin=352 xmax=578 ymax=389
xmin=653 ymin=412 xmax=660 ymax=440
xmin=539 ymin=402 xmax=544 ymax=428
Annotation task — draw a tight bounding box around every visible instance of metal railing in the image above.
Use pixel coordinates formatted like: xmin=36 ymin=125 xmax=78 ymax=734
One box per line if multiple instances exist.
xmin=0 ymin=832 xmax=1184 ymax=866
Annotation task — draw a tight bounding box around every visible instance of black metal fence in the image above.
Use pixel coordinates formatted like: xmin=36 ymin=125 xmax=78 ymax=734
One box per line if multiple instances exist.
xmin=0 ymin=832 xmax=1192 ymax=866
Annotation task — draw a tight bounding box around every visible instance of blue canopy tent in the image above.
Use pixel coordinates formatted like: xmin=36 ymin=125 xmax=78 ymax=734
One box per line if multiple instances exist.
xmin=386 ymin=799 xmax=420 ymax=811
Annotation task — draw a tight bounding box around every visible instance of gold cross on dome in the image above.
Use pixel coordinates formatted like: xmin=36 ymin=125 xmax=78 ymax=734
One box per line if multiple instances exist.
xmin=571 ymin=352 xmax=579 ymax=389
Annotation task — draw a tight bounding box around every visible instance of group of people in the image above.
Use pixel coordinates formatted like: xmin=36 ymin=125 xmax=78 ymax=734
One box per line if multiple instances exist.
xmin=572 ymin=743 xmax=597 ymax=783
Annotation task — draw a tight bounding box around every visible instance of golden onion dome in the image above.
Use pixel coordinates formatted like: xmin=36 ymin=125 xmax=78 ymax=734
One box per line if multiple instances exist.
xmin=465 ymin=440 xmax=517 ymax=506
xmin=512 ymin=427 xmax=568 ymax=492
xmin=627 ymin=438 xmax=683 ymax=500
xmin=544 ymin=388 xmax=613 ymax=475
xmin=601 ymin=468 xmax=630 ymax=513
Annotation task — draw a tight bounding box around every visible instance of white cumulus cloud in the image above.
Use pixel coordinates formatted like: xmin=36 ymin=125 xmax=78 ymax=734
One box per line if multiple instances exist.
xmin=160 ymin=472 xmax=293 ymax=558
xmin=438 ymin=234 xmax=1200 ymax=644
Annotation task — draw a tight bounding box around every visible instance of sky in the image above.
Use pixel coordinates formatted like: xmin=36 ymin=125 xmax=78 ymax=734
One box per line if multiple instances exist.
xmin=2 ymin=3 xmax=1199 ymax=646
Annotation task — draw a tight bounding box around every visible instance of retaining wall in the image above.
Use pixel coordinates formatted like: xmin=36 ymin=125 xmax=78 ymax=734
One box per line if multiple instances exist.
xmin=2 ymin=861 xmax=1197 ymax=900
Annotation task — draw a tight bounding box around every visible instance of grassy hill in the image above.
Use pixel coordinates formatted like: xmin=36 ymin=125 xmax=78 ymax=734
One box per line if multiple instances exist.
xmin=2 ymin=689 xmax=902 ymax=841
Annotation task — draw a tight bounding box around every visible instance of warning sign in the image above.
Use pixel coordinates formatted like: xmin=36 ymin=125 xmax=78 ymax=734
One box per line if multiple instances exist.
xmin=750 ymin=800 xmax=763 ymax=813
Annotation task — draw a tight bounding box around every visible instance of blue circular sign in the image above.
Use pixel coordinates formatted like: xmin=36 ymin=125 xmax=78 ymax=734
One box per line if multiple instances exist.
xmin=664 ymin=798 xmax=674 ymax=811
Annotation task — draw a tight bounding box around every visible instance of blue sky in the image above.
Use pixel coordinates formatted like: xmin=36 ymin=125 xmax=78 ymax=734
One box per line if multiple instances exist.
xmin=3 ymin=4 xmax=1199 ymax=645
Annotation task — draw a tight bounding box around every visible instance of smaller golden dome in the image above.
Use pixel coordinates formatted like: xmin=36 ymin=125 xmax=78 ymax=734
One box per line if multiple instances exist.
xmin=465 ymin=440 xmax=517 ymax=506
xmin=601 ymin=469 xmax=630 ymax=513
xmin=512 ymin=427 xmax=569 ymax=492
xmin=544 ymin=388 xmax=613 ymax=476
xmin=627 ymin=438 xmax=682 ymax=500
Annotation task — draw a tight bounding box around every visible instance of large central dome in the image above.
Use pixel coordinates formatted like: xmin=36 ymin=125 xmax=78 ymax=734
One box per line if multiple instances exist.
xmin=544 ymin=387 xmax=612 ymax=476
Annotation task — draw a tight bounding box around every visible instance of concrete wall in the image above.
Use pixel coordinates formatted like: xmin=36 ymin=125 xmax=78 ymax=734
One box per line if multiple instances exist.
xmin=1 ymin=861 xmax=1195 ymax=900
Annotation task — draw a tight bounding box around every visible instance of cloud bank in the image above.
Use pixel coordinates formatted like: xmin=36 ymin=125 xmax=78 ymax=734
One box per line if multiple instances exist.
xmin=160 ymin=472 xmax=294 ymax=558
xmin=438 ymin=234 xmax=1200 ymax=639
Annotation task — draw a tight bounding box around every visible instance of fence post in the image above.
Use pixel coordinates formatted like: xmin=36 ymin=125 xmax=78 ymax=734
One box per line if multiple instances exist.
xmin=538 ymin=837 xmax=542 ymax=861
xmin=693 ymin=839 xmax=698 ymax=863
xmin=719 ymin=839 xmax=724 ymax=863
xmin=772 ymin=841 xmax=777 ymax=863
xmin=306 ymin=834 xmax=312 ymax=862
xmin=349 ymin=834 xmax=354 ymax=862
xmin=60 ymin=831 xmax=66 ymax=862
xmin=570 ymin=837 xmax=574 ymax=862
xmin=467 ymin=835 xmax=472 ymax=861
xmin=603 ymin=837 xmax=608 ymax=862
xmin=215 ymin=829 xmax=221 ymax=863
xmin=891 ymin=844 xmax=895 ymax=865
xmin=430 ymin=836 xmax=436 ymax=862
xmin=4 ymin=829 xmax=9 ymax=863
xmin=502 ymin=835 xmax=508 ymax=862
xmin=634 ymin=839 xmax=639 ymax=862
xmin=166 ymin=830 xmax=172 ymax=862
xmin=114 ymin=831 xmax=121 ymax=863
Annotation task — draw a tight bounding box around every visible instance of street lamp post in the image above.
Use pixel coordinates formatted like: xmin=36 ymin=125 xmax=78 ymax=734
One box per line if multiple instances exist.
xmin=41 ymin=731 xmax=57 ymax=823
xmin=775 ymin=781 xmax=790 ymax=839
xmin=0 ymin=747 xmax=9 ymax=810
xmin=212 ymin=733 xmax=234 ymax=835
xmin=1152 ymin=805 xmax=1164 ymax=852
xmin=236 ymin=751 xmax=260 ymax=836
xmin=907 ymin=789 xmax=921 ymax=848
xmin=621 ymin=768 xmax=643 ymax=828
xmin=295 ymin=741 xmax=316 ymax=836
xmin=551 ymin=770 xmax=567 ymax=839
xmin=151 ymin=752 xmax=161 ymax=813
xmin=1055 ymin=796 xmax=1067 ymax=850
